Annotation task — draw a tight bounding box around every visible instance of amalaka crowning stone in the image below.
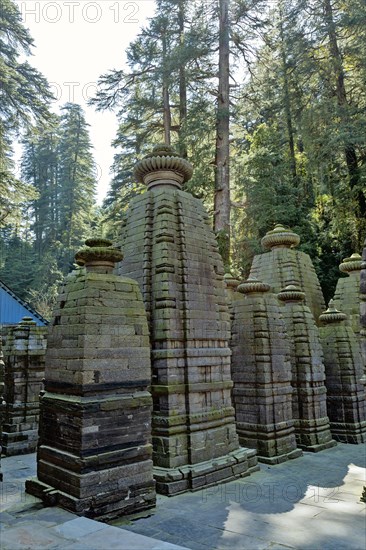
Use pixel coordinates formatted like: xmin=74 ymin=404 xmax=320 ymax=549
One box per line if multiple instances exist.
xmin=333 ymin=253 xmax=362 ymax=338
xmin=1 ymin=317 xmax=46 ymax=456
xmin=26 ymin=239 xmax=156 ymax=520
xmin=278 ymin=286 xmax=335 ymax=451
xmin=231 ymin=278 xmax=301 ymax=464
xmin=250 ymin=224 xmax=325 ymax=323
xmin=319 ymin=302 xmax=366 ymax=443
xmin=117 ymin=145 xmax=258 ymax=495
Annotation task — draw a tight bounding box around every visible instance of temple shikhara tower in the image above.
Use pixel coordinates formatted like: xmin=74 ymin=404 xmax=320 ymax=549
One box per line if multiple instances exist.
xmin=250 ymin=224 xmax=325 ymax=323
xmin=319 ymin=302 xmax=366 ymax=444
xmin=333 ymin=253 xmax=362 ymax=338
xmin=277 ymin=285 xmax=335 ymax=451
xmin=230 ymin=278 xmax=301 ymax=464
xmin=117 ymin=145 xmax=258 ymax=494
xmin=26 ymin=239 xmax=156 ymax=519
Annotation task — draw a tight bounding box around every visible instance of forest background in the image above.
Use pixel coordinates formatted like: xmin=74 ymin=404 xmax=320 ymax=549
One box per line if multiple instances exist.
xmin=1 ymin=0 xmax=365 ymax=319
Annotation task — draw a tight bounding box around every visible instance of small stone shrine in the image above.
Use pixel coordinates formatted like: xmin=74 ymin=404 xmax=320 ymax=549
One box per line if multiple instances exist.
xmin=278 ymin=285 xmax=335 ymax=451
xmin=231 ymin=278 xmax=301 ymax=463
xmin=319 ymin=302 xmax=366 ymax=443
xmin=333 ymin=253 xmax=362 ymax=337
xmin=117 ymin=145 xmax=258 ymax=495
xmin=250 ymin=224 xmax=325 ymax=323
xmin=1 ymin=317 xmax=46 ymax=456
xmin=26 ymin=239 xmax=156 ymax=520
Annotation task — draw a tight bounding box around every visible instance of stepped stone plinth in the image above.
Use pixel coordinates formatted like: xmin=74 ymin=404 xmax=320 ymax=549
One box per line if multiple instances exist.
xmin=250 ymin=224 xmax=325 ymax=323
xmin=1 ymin=317 xmax=46 ymax=456
xmin=117 ymin=145 xmax=258 ymax=495
xmin=26 ymin=239 xmax=156 ymax=520
xmin=278 ymin=285 xmax=335 ymax=451
xmin=319 ymin=302 xmax=366 ymax=443
xmin=333 ymin=253 xmax=362 ymax=337
xmin=231 ymin=278 xmax=301 ymax=464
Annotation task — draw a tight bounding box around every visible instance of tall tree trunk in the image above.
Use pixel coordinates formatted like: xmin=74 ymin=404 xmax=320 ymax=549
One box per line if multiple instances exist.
xmin=162 ymin=28 xmax=171 ymax=145
xmin=178 ymin=0 xmax=187 ymax=158
xmin=323 ymin=0 xmax=366 ymax=226
xmin=214 ymin=0 xmax=231 ymax=268
xmin=279 ymin=3 xmax=297 ymax=182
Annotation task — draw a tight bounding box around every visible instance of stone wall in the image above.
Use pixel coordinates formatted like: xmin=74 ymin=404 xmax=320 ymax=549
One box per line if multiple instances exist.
xmin=1 ymin=318 xmax=46 ymax=456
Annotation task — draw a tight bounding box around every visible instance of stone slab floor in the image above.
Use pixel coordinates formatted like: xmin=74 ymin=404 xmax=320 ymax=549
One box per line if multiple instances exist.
xmin=1 ymin=444 xmax=365 ymax=550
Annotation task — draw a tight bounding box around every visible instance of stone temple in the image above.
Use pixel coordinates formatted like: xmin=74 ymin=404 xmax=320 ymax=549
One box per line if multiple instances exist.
xmin=249 ymin=224 xmax=325 ymax=323
xmin=26 ymin=239 xmax=156 ymax=519
xmin=117 ymin=145 xmax=259 ymax=494
xmin=277 ymin=285 xmax=335 ymax=451
xmin=319 ymin=302 xmax=366 ymax=443
xmin=230 ymin=278 xmax=301 ymax=464
xmin=333 ymin=253 xmax=362 ymax=338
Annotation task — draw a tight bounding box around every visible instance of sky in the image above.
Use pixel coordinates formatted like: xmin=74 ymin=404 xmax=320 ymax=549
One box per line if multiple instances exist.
xmin=15 ymin=0 xmax=157 ymax=203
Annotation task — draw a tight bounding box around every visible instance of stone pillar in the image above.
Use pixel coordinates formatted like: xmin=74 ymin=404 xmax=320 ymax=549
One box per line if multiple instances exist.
xmin=26 ymin=239 xmax=156 ymax=520
xmin=333 ymin=253 xmax=362 ymax=338
xmin=319 ymin=302 xmax=366 ymax=443
xmin=117 ymin=145 xmax=258 ymax=495
xmin=278 ymin=285 xmax=335 ymax=451
xmin=1 ymin=317 xmax=46 ymax=456
xmin=249 ymin=224 xmax=325 ymax=323
xmin=231 ymin=279 xmax=301 ymax=464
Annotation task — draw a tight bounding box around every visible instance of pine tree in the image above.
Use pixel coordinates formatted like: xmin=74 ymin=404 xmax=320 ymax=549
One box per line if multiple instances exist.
xmin=0 ymin=0 xmax=53 ymax=226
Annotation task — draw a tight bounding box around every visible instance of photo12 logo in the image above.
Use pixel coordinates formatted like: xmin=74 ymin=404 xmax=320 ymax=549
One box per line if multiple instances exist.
xmin=17 ymin=1 xmax=140 ymax=24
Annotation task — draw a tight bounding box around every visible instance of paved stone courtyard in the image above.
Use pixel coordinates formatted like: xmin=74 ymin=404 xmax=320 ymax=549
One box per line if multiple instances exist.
xmin=1 ymin=442 xmax=365 ymax=549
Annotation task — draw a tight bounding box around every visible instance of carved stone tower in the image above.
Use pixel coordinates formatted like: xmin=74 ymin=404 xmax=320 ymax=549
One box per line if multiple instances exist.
xmin=319 ymin=302 xmax=366 ymax=443
xmin=26 ymin=239 xmax=156 ymax=519
xmin=249 ymin=224 xmax=325 ymax=323
xmin=117 ymin=145 xmax=258 ymax=494
xmin=231 ymin=278 xmax=301 ymax=463
xmin=333 ymin=253 xmax=362 ymax=338
xmin=278 ymin=285 xmax=335 ymax=451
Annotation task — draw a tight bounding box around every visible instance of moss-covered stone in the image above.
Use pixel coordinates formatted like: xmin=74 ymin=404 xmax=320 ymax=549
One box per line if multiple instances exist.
xmin=117 ymin=148 xmax=259 ymax=494
xmin=319 ymin=302 xmax=366 ymax=443
xmin=26 ymin=239 xmax=155 ymax=520
xmin=333 ymin=253 xmax=362 ymax=338
xmin=231 ymin=278 xmax=301 ymax=464
xmin=250 ymin=224 xmax=325 ymax=323
xmin=278 ymin=286 xmax=335 ymax=451
xmin=1 ymin=318 xmax=47 ymax=456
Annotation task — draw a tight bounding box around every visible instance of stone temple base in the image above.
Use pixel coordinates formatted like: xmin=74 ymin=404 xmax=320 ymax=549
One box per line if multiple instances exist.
xmin=153 ymin=448 xmax=259 ymax=495
xmin=1 ymin=426 xmax=39 ymax=456
xmin=294 ymin=419 xmax=337 ymax=452
xmin=26 ymin=475 xmax=155 ymax=521
xmin=329 ymin=421 xmax=366 ymax=444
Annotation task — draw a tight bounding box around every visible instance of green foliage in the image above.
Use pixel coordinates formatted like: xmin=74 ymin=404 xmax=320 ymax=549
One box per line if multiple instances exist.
xmin=0 ymin=0 xmax=53 ymax=227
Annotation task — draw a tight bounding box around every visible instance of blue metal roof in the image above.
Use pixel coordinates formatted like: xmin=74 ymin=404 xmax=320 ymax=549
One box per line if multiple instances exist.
xmin=0 ymin=280 xmax=48 ymax=326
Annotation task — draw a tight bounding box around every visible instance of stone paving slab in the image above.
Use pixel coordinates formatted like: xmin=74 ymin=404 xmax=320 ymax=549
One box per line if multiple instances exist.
xmin=0 ymin=443 xmax=365 ymax=550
